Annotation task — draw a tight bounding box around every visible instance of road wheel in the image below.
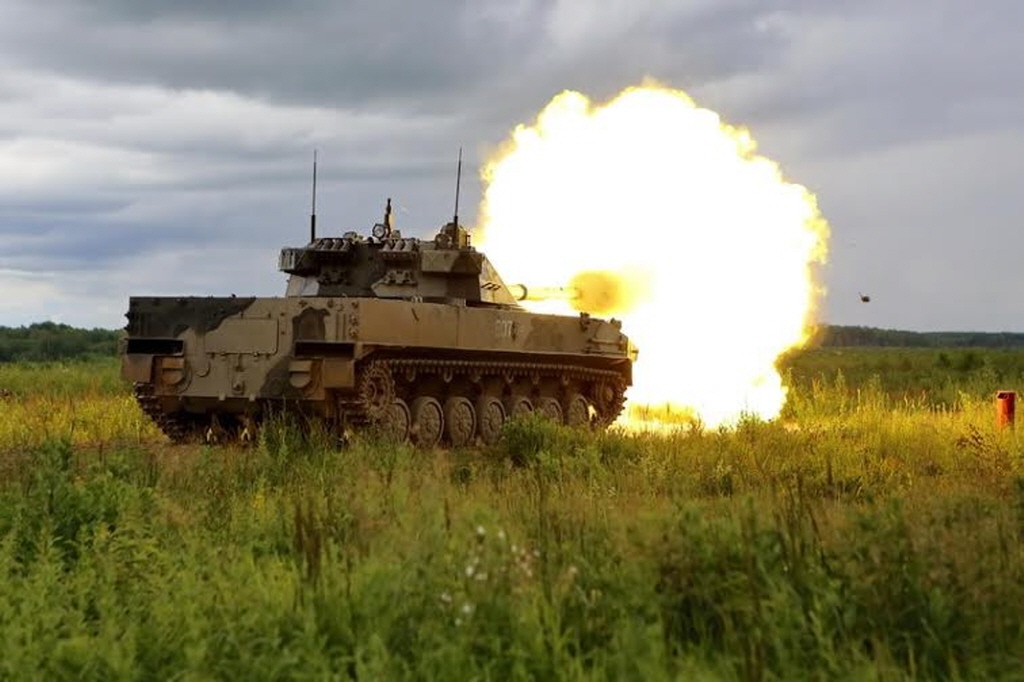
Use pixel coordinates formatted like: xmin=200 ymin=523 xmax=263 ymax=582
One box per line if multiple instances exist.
xmin=204 ymin=415 xmax=230 ymax=444
xmin=381 ymin=398 xmax=411 ymax=443
xmin=239 ymin=414 xmax=259 ymax=446
xmin=444 ymin=396 xmax=476 ymax=447
xmin=505 ymin=395 xmax=533 ymax=420
xmin=410 ymin=396 xmax=443 ymax=448
xmin=476 ymin=396 xmax=506 ymax=445
xmin=564 ymin=393 xmax=591 ymax=428
xmin=537 ymin=397 xmax=563 ymax=423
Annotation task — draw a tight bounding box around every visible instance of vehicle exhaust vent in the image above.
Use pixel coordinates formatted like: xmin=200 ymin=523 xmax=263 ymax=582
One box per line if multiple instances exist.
xmin=294 ymin=341 xmax=355 ymax=357
xmin=126 ymin=338 xmax=184 ymax=355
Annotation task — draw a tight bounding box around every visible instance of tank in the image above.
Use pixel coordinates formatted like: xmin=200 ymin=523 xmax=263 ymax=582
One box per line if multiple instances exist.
xmin=121 ymin=199 xmax=637 ymax=447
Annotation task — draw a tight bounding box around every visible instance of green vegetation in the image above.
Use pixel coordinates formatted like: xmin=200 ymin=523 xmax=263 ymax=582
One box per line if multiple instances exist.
xmin=817 ymin=324 xmax=1024 ymax=348
xmin=0 ymin=323 xmax=121 ymax=362
xmin=780 ymin=346 xmax=1024 ymax=409
xmin=0 ymin=352 xmax=1023 ymax=679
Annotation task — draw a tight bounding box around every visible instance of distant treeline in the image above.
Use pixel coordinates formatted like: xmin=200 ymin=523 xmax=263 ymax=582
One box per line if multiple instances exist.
xmin=0 ymin=322 xmax=121 ymax=362
xmin=3 ymin=322 xmax=1024 ymax=362
xmin=815 ymin=325 xmax=1024 ymax=348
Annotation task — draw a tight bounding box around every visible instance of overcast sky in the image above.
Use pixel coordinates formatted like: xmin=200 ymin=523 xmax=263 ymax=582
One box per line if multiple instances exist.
xmin=1 ymin=0 xmax=1021 ymax=331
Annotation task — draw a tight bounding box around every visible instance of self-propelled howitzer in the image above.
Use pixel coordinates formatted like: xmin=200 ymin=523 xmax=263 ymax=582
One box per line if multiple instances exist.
xmin=121 ymin=201 xmax=637 ymax=447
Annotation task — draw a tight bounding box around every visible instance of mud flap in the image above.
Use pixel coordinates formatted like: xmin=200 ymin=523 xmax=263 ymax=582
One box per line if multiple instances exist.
xmin=321 ymin=357 xmax=356 ymax=388
xmin=122 ymin=354 xmax=154 ymax=383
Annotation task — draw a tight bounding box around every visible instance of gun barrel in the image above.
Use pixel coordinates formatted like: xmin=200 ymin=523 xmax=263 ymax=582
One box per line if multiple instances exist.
xmin=508 ymin=284 xmax=581 ymax=302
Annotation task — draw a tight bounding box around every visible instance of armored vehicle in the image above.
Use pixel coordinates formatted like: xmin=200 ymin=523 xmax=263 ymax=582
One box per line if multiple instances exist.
xmin=121 ymin=199 xmax=636 ymax=447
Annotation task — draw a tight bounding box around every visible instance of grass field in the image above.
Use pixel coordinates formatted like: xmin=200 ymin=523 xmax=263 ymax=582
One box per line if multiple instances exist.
xmin=1 ymin=350 xmax=1023 ymax=680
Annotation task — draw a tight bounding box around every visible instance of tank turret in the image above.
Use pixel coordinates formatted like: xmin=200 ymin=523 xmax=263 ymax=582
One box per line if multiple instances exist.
xmin=278 ymin=199 xmax=523 ymax=308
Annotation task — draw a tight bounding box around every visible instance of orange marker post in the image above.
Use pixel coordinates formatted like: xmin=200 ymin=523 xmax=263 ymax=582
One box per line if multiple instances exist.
xmin=996 ymin=390 xmax=1016 ymax=429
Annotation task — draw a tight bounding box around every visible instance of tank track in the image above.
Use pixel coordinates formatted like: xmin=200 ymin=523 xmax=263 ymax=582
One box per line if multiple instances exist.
xmin=133 ymin=357 xmax=629 ymax=446
xmin=132 ymin=382 xmax=199 ymax=444
xmin=360 ymin=357 xmax=628 ymax=424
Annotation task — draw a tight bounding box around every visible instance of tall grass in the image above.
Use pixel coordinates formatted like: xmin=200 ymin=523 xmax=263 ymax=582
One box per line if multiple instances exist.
xmin=0 ymin=351 xmax=1023 ymax=679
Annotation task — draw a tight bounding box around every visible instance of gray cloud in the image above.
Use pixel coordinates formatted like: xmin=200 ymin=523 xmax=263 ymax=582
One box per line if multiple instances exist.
xmin=0 ymin=0 xmax=807 ymax=112
xmin=0 ymin=0 xmax=1022 ymax=330
xmin=0 ymin=0 xmax=547 ymax=110
xmin=697 ymin=3 xmax=1024 ymax=157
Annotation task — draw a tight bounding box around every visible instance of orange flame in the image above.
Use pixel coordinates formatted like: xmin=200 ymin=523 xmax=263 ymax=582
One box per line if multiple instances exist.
xmin=476 ymin=83 xmax=829 ymax=428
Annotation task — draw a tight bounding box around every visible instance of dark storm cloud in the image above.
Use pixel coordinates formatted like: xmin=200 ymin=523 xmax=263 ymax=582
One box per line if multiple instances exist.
xmin=1 ymin=0 xmax=1023 ymax=329
xmin=0 ymin=0 xmax=806 ymax=113
xmin=0 ymin=0 xmax=545 ymax=110
xmin=5 ymin=0 xmax=1017 ymax=152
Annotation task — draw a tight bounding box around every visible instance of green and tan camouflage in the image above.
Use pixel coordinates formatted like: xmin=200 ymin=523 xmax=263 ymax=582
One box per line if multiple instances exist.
xmin=121 ymin=202 xmax=637 ymax=446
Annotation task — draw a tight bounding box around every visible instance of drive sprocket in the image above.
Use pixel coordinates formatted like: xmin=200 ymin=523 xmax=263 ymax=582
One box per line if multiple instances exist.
xmin=592 ymin=380 xmax=626 ymax=427
xmin=357 ymin=361 xmax=396 ymax=422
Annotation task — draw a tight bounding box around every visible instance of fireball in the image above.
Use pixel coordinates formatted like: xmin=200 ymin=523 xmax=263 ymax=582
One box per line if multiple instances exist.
xmin=475 ymin=83 xmax=829 ymax=429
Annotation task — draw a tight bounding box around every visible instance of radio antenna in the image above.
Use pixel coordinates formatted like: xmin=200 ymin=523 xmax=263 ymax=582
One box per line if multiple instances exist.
xmin=452 ymin=147 xmax=462 ymax=228
xmin=310 ymin=149 xmax=318 ymax=243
